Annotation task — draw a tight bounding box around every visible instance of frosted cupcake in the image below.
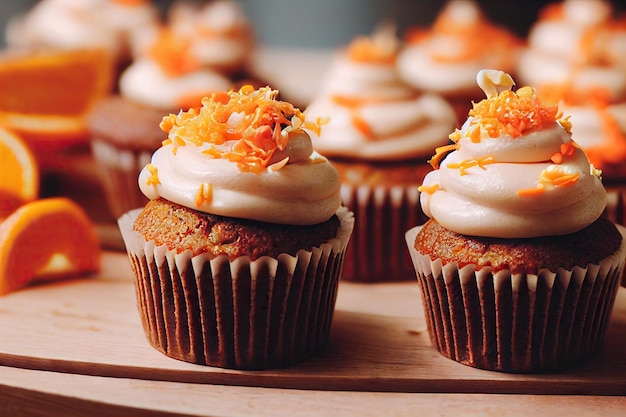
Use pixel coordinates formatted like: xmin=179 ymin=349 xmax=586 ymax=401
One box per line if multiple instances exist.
xmin=305 ymin=27 xmax=457 ymax=282
xmin=5 ymin=0 xmax=160 ymax=67
xmin=88 ymin=27 xmax=232 ymax=218
xmin=406 ymin=69 xmax=626 ymax=373
xmin=118 ymin=86 xmax=354 ymax=370
xmin=517 ymin=0 xmax=626 ymax=181
xmin=167 ymin=0 xmax=254 ymax=78
xmin=397 ymin=0 xmax=521 ymax=123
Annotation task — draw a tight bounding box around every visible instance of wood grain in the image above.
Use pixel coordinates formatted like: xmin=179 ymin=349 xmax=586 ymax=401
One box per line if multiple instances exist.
xmin=1 ymin=252 xmax=625 ymax=395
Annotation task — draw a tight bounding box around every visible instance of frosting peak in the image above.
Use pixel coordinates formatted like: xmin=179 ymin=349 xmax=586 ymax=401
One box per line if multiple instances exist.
xmin=420 ymin=70 xmax=606 ymax=238
xmin=139 ymin=86 xmax=342 ymax=225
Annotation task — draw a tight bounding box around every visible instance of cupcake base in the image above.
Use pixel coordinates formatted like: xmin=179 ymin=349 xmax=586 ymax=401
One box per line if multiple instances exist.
xmin=119 ymin=207 xmax=354 ymax=370
xmin=405 ymin=225 xmax=626 ymax=373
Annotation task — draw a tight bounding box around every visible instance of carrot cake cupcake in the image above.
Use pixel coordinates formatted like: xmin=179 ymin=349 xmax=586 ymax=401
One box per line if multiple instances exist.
xmin=517 ymin=0 xmax=626 ymax=180
xmin=88 ymin=25 xmax=232 ymax=218
xmin=305 ymin=27 xmax=457 ymax=282
xmin=118 ymin=86 xmax=354 ymax=370
xmin=397 ymin=0 xmax=522 ymax=123
xmin=406 ymin=69 xmax=626 ymax=372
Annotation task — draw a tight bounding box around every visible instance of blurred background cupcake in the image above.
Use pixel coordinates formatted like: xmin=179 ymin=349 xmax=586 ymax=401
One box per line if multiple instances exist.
xmin=397 ymin=0 xmax=522 ymax=123
xmin=305 ymin=27 xmax=457 ymax=282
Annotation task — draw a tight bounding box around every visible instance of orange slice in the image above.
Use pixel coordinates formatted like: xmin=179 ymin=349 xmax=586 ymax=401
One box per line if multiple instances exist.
xmin=0 ymin=126 xmax=39 ymax=218
xmin=0 ymin=48 xmax=114 ymax=148
xmin=0 ymin=197 xmax=100 ymax=295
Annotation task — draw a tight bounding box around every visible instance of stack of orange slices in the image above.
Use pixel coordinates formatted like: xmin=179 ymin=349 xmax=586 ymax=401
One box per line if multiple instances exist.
xmin=0 ymin=48 xmax=114 ymax=155
xmin=0 ymin=127 xmax=100 ymax=295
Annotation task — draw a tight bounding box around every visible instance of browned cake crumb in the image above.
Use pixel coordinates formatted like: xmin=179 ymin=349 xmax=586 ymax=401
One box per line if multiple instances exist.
xmin=133 ymin=198 xmax=340 ymax=260
xmin=416 ymin=218 xmax=622 ymax=275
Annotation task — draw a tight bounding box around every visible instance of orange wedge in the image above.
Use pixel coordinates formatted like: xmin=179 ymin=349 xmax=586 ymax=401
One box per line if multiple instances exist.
xmin=0 ymin=197 xmax=100 ymax=295
xmin=0 ymin=126 xmax=39 ymax=218
xmin=0 ymin=48 xmax=114 ymax=149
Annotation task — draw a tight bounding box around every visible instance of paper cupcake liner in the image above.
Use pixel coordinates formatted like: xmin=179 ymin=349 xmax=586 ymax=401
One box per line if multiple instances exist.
xmin=340 ymin=183 xmax=427 ymax=282
xmin=118 ymin=207 xmax=354 ymax=370
xmin=91 ymin=139 xmax=152 ymax=219
xmin=405 ymin=224 xmax=626 ymax=373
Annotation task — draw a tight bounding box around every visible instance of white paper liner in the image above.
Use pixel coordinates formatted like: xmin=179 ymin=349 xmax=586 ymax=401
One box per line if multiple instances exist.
xmin=405 ymin=224 xmax=626 ymax=373
xmin=340 ymin=182 xmax=426 ymax=282
xmin=118 ymin=206 xmax=354 ymax=370
xmin=91 ymin=139 xmax=152 ymax=218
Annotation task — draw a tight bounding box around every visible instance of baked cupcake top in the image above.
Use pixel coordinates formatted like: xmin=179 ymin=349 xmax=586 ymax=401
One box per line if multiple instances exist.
xmin=419 ymin=69 xmax=606 ymax=238
xmin=397 ymin=0 xmax=521 ymax=97
xmin=304 ymin=27 xmax=457 ymax=161
xmin=119 ymin=27 xmax=232 ymax=110
xmin=138 ymin=86 xmax=342 ymax=225
xmin=516 ymin=0 xmax=626 ymax=173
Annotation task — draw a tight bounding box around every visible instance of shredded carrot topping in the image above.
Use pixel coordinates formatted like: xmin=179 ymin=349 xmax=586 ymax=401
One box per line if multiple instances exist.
xmin=428 ymin=143 xmax=459 ymax=169
xmin=148 ymin=29 xmax=201 ymax=77
xmin=159 ymin=86 xmax=322 ymax=173
xmin=195 ymin=183 xmax=213 ymax=207
xmin=418 ymin=183 xmax=439 ymax=194
xmin=468 ymin=88 xmax=559 ymax=141
xmin=517 ymin=167 xmax=580 ymax=196
xmin=346 ymin=27 xmax=398 ymax=64
xmin=146 ymin=163 xmax=160 ymax=186
xmin=446 ymin=156 xmax=495 ymax=176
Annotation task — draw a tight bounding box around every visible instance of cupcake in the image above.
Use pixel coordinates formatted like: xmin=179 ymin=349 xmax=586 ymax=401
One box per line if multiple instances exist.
xmin=88 ymin=27 xmax=233 ymax=219
xmin=304 ymin=27 xmax=457 ymax=282
xmin=118 ymin=86 xmax=354 ymax=370
xmin=397 ymin=0 xmax=522 ymax=123
xmin=167 ymin=0 xmax=254 ymax=80
xmin=406 ymin=69 xmax=626 ymax=373
xmin=5 ymin=0 xmax=161 ymax=69
xmin=517 ymin=0 xmax=626 ymax=181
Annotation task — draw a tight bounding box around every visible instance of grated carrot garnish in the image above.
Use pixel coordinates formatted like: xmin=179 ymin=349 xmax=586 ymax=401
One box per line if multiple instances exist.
xmin=428 ymin=144 xmax=458 ymax=169
xmin=446 ymin=156 xmax=495 ymax=175
xmin=194 ymin=183 xmax=213 ymax=207
xmin=112 ymin=0 xmax=149 ymax=5
xmin=146 ymin=163 xmax=160 ymax=186
xmin=468 ymin=88 xmax=559 ymax=141
xmin=418 ymin=183 xmax=439 ymax=194
xmin=346 ymin=27 xmax=398 ymax=64
xmin=148 ymin=29 xmax=201 ymax=77
xmin=160 ymin=86 xmax=322 ymax=174
xmin=517 ymin=167 xmax=580 ymax=196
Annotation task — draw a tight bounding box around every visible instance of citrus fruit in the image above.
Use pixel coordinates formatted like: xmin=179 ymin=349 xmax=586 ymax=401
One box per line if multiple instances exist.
xmin=0 ymin=197 xmax=100 ymax=295
xmin=0 ymin=126 xmax=39 ymax=218
xmin=0 ymin=48 xmax=114 ymax=148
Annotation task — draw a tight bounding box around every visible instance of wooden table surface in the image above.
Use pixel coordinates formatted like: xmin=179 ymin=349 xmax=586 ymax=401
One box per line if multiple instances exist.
xmin=1 ymin=250 xmax=626 ymax=416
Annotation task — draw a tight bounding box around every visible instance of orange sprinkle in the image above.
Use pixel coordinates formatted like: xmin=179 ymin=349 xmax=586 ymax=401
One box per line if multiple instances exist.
xmin=352 ymin=114 xmax=373 ymax=138
xmin=517 ymin=167 xmax=580 ymax=196
xmin=346 ymin=32 xmax=397 ymax=64
xmin=418 ymin=183 xmax=439 ymax=194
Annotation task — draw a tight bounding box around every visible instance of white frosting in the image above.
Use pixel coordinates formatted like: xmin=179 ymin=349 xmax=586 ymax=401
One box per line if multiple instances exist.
xmin=397 ymin=0 xmax=519 ymax=95
xmin=420 ymin=70 xmax=607 ymax=238
xmin=518 ymin=0 xmax=626 ymax=101
xmin=6 ymin=0 xmax=159 ymax=61
xmin=119 ymin=59 xmax=232 ymax=109
xmin=168 ymin=0 xmax=251 ymax=71
xmin=305 ymin=53 xmax=457 ymax=160
xmin=139 ymin=141 xmax=342 ymax=225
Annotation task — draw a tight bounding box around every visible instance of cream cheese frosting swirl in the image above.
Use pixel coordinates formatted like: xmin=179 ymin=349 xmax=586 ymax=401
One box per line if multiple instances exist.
xmin=419 ymin=70 xmax=606 ymax=238
xmin=305 ymin=28 xmax=457 ymax=161
xmin=138 ymin=86 xmax=342 ymax=225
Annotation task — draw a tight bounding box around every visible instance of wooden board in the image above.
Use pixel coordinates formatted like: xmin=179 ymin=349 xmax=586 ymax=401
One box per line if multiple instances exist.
xmin=1 ymin=252 xmax=625 ymax=396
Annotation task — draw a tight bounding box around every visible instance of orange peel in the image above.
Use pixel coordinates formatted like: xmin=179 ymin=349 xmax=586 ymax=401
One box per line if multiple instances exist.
xmin=0 ymin=197 xmax=100 ymax=295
